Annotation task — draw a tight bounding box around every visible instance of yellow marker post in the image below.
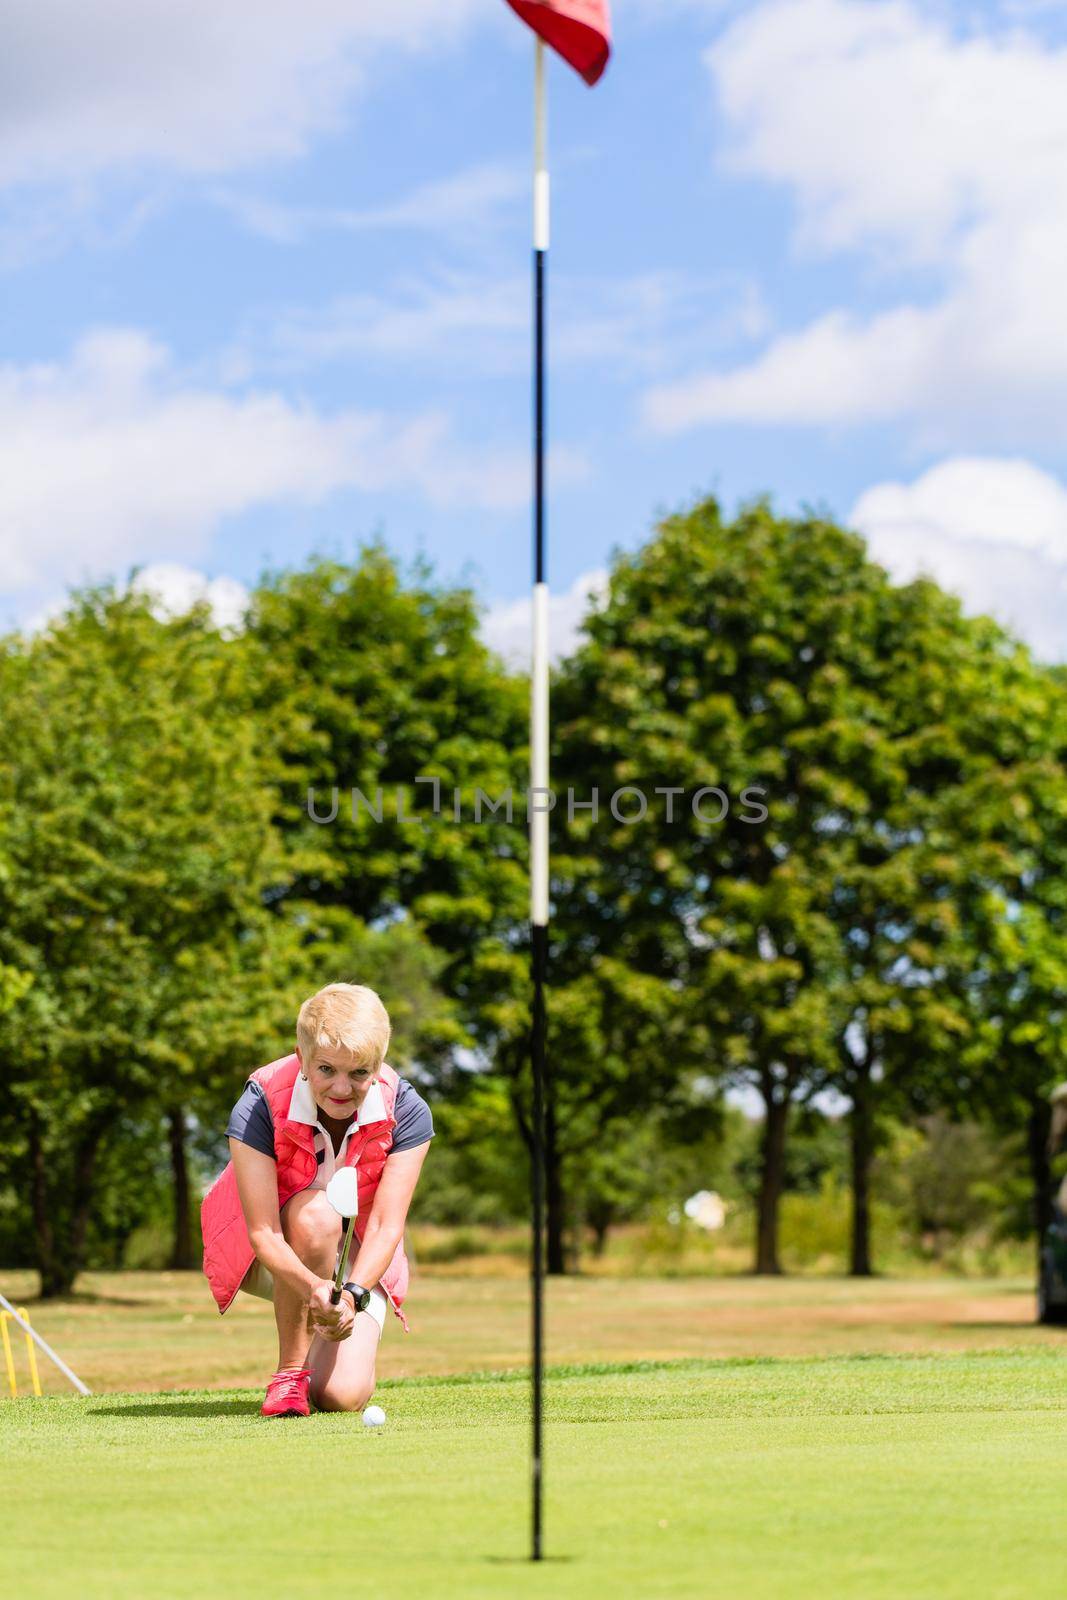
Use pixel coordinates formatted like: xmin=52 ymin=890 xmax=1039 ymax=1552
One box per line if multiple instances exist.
xmin=1 ymin=1307 xmax=45 ymax=1398
xmin=0 ymin=1290 xmax=90 ymax=1396
xmin=17 ymin=1308 xmax=42 ymax=1397
xmin=1 ymin=1311 xmax=17 ymax=1398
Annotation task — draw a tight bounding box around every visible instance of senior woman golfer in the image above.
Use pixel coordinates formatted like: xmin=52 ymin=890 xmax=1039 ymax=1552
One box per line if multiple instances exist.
xmin=201 ymin=982 xmax=433 ymax=1418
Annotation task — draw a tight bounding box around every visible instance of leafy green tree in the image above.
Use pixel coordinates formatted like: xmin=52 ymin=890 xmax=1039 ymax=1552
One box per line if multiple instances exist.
xmin=566 ymin=1090 xmax=724 ymax=1262
xmin=409 ymin=1072 xmax=528 ymax=1227
xmin=874 ymin=1114 xmax=1031 ymax=1258
xmin=245 ymin=547 xmax=529 ymax=1002
xmin=555 ymin=496 xmax=1067 ymax=1277
xmin=555 ymin=498 xmax=890 ymax=1272
xmin=944 ymin=702 xmax=1067 ymax=1271
xmin=0 ymin=588 xmax=288 ymax=1294
xmin=816 ymin=580 xmax=1057 ymax=1274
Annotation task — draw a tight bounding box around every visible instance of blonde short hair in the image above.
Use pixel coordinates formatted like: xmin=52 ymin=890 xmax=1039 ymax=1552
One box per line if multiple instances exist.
xmin=296 ymin=983 xmax=391 ymax=1071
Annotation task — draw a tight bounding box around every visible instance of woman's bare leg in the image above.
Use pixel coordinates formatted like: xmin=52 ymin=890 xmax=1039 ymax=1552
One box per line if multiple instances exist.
xmin=309 ymin=1307 xmax=381 ymax=1412
xmin=273 ymin=1189 xmax=341 ymax=1370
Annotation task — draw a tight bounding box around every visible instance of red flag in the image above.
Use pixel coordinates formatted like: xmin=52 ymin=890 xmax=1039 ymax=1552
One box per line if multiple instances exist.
xmin=503 ymin=0 xmax=611 ymax=86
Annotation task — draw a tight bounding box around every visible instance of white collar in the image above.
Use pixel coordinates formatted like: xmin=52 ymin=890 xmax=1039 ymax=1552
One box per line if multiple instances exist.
xmin=287 ymin=1071 xmax=388 ymax=1129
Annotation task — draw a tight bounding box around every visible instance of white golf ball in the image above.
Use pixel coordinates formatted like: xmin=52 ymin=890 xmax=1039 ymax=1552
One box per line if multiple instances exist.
xmin=362 ymin=1405 xmax=386 ymax=1428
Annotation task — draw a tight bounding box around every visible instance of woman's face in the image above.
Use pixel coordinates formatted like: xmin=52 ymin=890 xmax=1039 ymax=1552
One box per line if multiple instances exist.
xmin=301 ymin=1044 xmax=378 ymax=1121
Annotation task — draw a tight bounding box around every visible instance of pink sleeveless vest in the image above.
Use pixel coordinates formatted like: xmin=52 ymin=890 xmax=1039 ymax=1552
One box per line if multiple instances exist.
xmin=201 ymin=1054 xmax=410 ymax=1328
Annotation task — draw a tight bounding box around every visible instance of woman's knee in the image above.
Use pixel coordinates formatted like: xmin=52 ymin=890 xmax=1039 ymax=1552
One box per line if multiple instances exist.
xmin=312 ymin=1379 xmax=375 ymax=1414
xmin=283 ymin=1189 xmax=342 ymax=1257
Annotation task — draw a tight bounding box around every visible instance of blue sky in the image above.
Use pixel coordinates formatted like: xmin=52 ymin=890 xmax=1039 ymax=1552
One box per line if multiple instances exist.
xmin=4 ymin=0 xmax=1067 ymax=660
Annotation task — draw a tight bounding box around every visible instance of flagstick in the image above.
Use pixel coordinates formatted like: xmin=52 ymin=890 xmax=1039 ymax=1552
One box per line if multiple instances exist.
xmin=530 ymin=32 xmax=550 ymax=1567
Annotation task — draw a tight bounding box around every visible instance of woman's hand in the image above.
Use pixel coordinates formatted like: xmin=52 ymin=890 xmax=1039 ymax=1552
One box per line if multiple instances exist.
xmin=307 ymin=1280 xmax=355 ymax=1342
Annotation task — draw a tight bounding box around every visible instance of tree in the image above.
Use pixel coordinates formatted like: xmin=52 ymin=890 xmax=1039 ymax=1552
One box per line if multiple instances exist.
xmin=555 ymin=496 xmax=1067 ymax=1277
xmin=245 ymin=546 xmax=529 ymax=978
xmin=875 ymin=1114 xmax=1030 ymax=1261
xmin=555 ymin=498 xmax=894 ymax=1271
xmin=566 ymin=1089 xmax=725 ymax=1263
xmin=409 ymin=1072 xmax=528 ymax=1227
xmin=944 ymin=695 xmax=1067 ymax=1272
xmin=819 ymin=579 xmax=1052 ymax=1275
xmin=0 ymin=588 xmax=288 ymax=1294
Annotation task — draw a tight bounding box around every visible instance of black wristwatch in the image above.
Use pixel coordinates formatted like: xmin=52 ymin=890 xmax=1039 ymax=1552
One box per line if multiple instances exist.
xmin=342 ymin=1281 xmax=371 ymax=1314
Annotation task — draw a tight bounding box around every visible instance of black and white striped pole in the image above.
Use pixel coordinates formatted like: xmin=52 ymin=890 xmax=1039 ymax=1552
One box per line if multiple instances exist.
xmin=511 ymin=7 xmax=610 ymax=1562
xmin=529 ymin=32 xmax=550 ymax=1566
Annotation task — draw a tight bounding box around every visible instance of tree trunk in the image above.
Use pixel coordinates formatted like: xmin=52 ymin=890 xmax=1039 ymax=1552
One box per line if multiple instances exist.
xmin=28 ymin=1111 xmax=61 ymax=1298
xmin=589 ymin=1212 xmax=611 ymax=1258
xmin=31 ymin=1113 xmax=104 ymax=1298
xmin=37 ymin=1261 xmax=72 ymax=1299
xmin=545 ymin=1102 xmax=567 ymax=1275
xmin=168 ymin=1106 xmax=194 ymax=1270
xmin=755 ymin=1091 xmax=789 ymax=1274
xmin=1027 ymin=1093 xmax=1053 ymax=1279
xmin=68 ymin=1123 xmax=104 ymax=1290
xmin=849 ymin=1059 xmax=874 ymax=1277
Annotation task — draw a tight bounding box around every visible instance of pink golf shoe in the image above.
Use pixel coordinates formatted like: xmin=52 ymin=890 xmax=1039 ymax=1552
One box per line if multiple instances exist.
xmin=261 ymin=1366 xmax=312 ymax=1418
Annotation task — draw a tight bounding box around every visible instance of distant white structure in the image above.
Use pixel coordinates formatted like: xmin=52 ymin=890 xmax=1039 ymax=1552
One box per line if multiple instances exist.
xmin=683 ymin=1190 xmax=726 ymax=1231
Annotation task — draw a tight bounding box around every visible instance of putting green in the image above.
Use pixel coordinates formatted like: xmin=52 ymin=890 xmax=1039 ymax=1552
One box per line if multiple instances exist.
xmin=4 ymin=1351 xmax=1065 ymax=1599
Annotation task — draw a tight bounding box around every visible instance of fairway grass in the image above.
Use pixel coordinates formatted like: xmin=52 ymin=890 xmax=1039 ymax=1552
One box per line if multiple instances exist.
xmin=4 ymin=1351 xmax=1066 ymax=1600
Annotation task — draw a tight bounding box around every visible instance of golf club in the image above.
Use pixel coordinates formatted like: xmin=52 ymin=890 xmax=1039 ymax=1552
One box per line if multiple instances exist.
xmin=325 ymin=1167 xmax=360 ymax=1305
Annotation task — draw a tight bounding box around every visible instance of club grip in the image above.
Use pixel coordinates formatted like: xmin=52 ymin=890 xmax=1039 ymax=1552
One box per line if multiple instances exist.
xmin=330 ymin=1284 xmax=343 ymax=1305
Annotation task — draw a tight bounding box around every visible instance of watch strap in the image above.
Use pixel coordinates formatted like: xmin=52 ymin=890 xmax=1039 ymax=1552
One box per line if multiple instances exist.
xmin=342 ymin=1281 xmax=371 ymax=1313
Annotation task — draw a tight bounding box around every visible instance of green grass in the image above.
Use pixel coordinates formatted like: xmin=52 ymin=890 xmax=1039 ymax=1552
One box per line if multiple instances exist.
xmin=5 ymin=1350 xmax=1066 ymax=1599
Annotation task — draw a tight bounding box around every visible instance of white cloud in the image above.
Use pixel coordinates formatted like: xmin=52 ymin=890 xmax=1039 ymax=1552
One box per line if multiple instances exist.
xmin=229 ymin=272 xmax=528 ymax=380
xmin=710 ymin=0 xmax=1053 ymax=264
xmin=0 ymin=0 xmax=483 ymax=190
xmin=22 ymin=562 xmax=250 ymax=637
xmin=209 ymin=161 xmax=526 ymax=247
xmin=851 ymin=456 xmax=1067 ymax=660
xmin=616 ymin=0 xmax=741 ymax=16
xmin=646 ymin=0 xmax=1067 ymax=445
xmin=0 ymin=325 xmax=573 ymax=612
xmin=481 ymin=569 xmax=609 ymax=666
xmin=227 ymin=267 xmax=767 ymax=381
xmin=0 ymin=182 xmax=165 ymax=272
xmin=130 ymin=563 xmax=250 ymax=633
xmin=646 ymin=305 xmax=930 ymax=430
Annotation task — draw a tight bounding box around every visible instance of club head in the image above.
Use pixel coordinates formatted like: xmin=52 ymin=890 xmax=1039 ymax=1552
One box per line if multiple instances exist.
xmin=325 ymin=1167 xmax=359 ymax=1220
